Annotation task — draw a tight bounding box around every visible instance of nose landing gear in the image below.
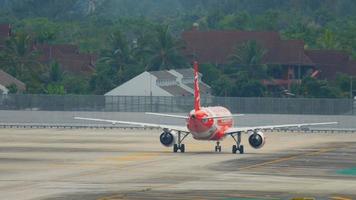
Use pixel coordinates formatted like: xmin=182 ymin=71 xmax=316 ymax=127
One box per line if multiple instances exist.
xmin=215 ymin=141 xmax=222 ymax=152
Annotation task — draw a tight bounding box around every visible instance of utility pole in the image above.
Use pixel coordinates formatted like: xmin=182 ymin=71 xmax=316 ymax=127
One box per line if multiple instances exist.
xmin=351 ymin=76 xmax=354 ymax=99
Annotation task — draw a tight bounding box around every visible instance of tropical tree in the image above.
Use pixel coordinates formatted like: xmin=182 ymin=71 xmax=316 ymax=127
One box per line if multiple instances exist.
xmin=148 ymin=25 xmax=186 ymax=70
xmin=317 ymin=29 xmax=340 ymax=49
xmin=48 ymin=61 xmax=64 ymax=83
xmin=300 ymin=77 xmax=341 ymax=98
xmin=20 ymin=17 xmax=59 ymax=44
xmin=228 ymin=40 xmax=268 ymax=79
xmin=98 ymin=30 xmax=134 ymax=84
xmin=1 ymin=31 xmax=44 ymax=93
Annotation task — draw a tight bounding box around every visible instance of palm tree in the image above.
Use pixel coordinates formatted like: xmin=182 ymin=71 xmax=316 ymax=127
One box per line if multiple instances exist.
xmin=317 ymin=29 xmax=340 ymax=49
xmin=99 ymin=31 xmax=134 ymax=83
xmin=229 ymin=40 xmax=268 ymax=79
xmin=2 ymin=31 xmax=43 ymax=86
xmin=148 ymin=25 xmax=185 ymax=70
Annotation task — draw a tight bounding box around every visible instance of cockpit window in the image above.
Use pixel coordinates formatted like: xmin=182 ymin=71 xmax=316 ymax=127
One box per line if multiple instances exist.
xmin=202 ymin=118 xmax=208 ymax=123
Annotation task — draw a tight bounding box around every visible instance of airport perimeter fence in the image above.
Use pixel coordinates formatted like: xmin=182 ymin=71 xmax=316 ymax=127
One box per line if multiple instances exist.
xmin=0 ymin=94 xmax=354 ymax=115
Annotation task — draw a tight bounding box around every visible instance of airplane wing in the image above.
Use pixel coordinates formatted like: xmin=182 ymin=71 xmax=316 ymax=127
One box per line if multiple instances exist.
xmin=145 ymin=112 xmax=189 ymax=119
xmin=224 ymin=121 xmax=338 ymax=135
xmin=74 ymin=117 xmax=189 ymax=133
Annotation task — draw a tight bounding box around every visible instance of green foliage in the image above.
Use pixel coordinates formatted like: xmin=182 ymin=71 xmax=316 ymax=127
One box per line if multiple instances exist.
xmin=62 ymin=75 xmax=89 ymax=94
xmin=317 ymin=29 xmax=340 ymax=49
xmin=199 ymin=40 xmax=269 ymax=97
xmin=11 ymin=0 xmax=80 ymax=20
xmin=1 ymin=31 xmax=44 ymax=93
xmin=226 ymin=40 xmax=268 ymax=96
xmin=300 ymin=77 xmax=342 ymax=98
xmin=2 ymin=0 xmax=356 ymax=97
xmin=49 ymin=61 xmax=63 ymax=83
xmin=211 ymin=75 xmax=233 ymax=96
xmin=199 ymin=64 xmax=221 ymax=85
xmin=148 ymin=24 xmax=186 ymax=70
xmin=18 ymin=17 xmax=59 ymax=44
xmin=89 ymin=64 xmax=117 ymax=95
xmin=45 ymin=83 xmax=65 ymax=95
xmin=227 ymin=71 xmax=266 ymax=97
xmin=7 ymin=83 xmax=18 ymax=94
xmin=335 ymin=73 xmax=351 ymax=92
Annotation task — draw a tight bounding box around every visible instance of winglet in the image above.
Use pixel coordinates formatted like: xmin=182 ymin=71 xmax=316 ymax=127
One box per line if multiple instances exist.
xmin=194 ymin=61 xmax=201 ymax=111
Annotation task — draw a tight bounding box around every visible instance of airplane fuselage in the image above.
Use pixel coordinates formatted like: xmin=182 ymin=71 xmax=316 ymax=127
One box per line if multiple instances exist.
xmin=187 ymin=106 xmax=233 ymax=141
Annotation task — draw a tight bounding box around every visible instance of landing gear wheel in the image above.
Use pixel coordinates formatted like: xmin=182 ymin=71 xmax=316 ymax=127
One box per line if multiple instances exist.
xmin=231 ymin=132 xmax=245 ymax=154
xmin=215 ymin=141 xmax=222 ymax=152
xmin=239 ymin=145 xmax=244 ymax=154
xmin=180 ymin=144 xmax=185 ymax=153
xmin=232 ymin=145 xmax=237 ymax=154
xmin=172 ymin=131 xmax=189 ymax=153
xmin=173 ymin=144 xmax=178 ymax=153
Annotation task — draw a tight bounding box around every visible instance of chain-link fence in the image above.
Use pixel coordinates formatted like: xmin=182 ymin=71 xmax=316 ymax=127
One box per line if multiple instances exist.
xmin=0 ymin=94 xmax=354 ymax=115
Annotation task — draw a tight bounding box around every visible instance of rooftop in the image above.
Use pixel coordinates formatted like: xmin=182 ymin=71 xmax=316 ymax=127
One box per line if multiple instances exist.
xmin=0 ymin=70 xmax=26 ymax=92
xmin=182 ymin=30 xmax=314 ymax=66
xmin=35 ymin=44 xmax=96 ymax=75
xmin=160 ymin=85 xmax=192 ymax=96
xmin=0 ymin=24 xmax=11 ymax=37
xmin=150 ymin=70 xmax=177 ymax=80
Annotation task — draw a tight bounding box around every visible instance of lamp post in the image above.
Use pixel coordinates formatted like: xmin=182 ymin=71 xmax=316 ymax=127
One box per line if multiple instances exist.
xmin=351 ymin=76 xmax=354 ymax=99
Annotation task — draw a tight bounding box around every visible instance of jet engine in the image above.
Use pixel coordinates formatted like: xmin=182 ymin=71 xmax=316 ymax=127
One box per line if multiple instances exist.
xmin=159 ymin=131 xmax=176 ymax=147
xmin=248 ymin=131 xmax=265 ymax=149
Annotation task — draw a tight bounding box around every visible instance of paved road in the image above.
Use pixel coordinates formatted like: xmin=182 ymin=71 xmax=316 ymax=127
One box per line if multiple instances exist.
xmin=0 ymin=129 xmax=355 ymax=200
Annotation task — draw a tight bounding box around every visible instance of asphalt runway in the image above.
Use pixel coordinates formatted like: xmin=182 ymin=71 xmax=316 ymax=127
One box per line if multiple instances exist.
xmin=0 ymin=129 xmax=356 ymax=200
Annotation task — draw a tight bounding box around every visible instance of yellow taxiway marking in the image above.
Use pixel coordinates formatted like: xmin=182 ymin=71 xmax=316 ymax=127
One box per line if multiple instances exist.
xmin=97 ymin=194 xmax=125 ymax=200
xmin=226 ymin=193 xmax=280 ymax=200
xmin=330 ymin=196 xmax=353 ymax=200
xmin=239 ymin=146 xmax=339 ymax=171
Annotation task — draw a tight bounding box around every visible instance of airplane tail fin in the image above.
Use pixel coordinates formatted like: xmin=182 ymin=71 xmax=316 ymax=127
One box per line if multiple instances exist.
xmin=193 ymin=61 xmax=201 ymax=111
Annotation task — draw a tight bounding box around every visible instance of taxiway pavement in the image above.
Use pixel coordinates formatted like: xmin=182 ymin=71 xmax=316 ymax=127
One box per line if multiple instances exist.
xmin=0 ymin=129 xmax=355 ymax=200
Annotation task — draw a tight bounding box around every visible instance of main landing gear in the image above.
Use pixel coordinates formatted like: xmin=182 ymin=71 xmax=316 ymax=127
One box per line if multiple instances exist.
xmin=231 ymin=132 xmax=244 ymax=154
xmin=215 ymin=141 xmax=222 ymax=152
xmin=173 ymin=131 xmax=189 ymax=153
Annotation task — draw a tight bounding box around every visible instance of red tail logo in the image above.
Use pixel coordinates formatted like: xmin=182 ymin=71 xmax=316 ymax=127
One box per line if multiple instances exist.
xmin=194 ymin=61 xmax=201 ymax=111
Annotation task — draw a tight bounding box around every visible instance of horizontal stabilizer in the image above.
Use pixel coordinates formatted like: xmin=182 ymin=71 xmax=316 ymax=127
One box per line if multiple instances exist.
xmin=204 ymin=114 xmax=244 ymax=119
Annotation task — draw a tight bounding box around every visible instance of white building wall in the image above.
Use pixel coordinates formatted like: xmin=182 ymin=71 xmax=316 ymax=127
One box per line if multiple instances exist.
xmin=0 ymin=84 xmax=8 ymax=94
xmin=105 ymin=72 xmax=172 ymax=96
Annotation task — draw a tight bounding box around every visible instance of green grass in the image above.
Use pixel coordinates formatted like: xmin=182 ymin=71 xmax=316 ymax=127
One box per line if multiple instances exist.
xmin=336 ymin=167 xmax=356 ymax=176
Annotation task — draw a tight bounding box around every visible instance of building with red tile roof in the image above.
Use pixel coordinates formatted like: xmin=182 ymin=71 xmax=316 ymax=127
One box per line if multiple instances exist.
xmin=305 ymin=50 xmax=355 ymax=80
xmin=0 ymin=70 xmax=26 ymax=94
xmin=181 ymin=29 xmax=356 ymax=90
xmin=34 ymin=44 xmax=96 ymax=75
xmin=0 ymin=24 xmax=11 ymax=49
xmin=182 ymin=30 xmax=314 ymax=89
xmin=0 ymin=24 xmax=96 ymax=75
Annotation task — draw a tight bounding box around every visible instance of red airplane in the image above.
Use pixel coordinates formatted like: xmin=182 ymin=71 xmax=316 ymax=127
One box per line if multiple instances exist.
xmin=75 ymin=61 xmax=337 ymax=153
